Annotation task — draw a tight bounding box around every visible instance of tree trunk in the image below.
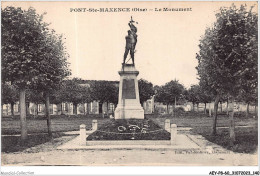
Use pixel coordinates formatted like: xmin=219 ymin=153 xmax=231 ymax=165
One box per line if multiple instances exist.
xmin=45 ymin=92 xmax=52 ymax=138
xmin=197 ymin=103 xmax=199 ymax=112
xmin=204 ymin=103 xmax=207 ymax=114
xmin=173 ymin=97 xmax=176 ymax=116
xmin=33 ymin=104 xmax=36 ymax=119
xmin=226 ymin=98 xmax=229 ymax=115
xmin=246 ymin=102 xmax=250 ymax=118
xmin=60 ymin=103 xmax=64 ymax=115
xmin=209 ymin=103 xmax=212 ymax=117
xmin=86 ymin=103 xmax=89 ymax=115
xmin=26 ymin=102 xmax=30 ymax=115
xmin=6 ymin=104 xmax=9 ymax=116
xmin=212 ymin=94 xmax=220 ymax=135
xmin=82 ymin=103 xmax=86 ymax=115
xmin=237 ymin=102 xmax=240 ymax=115
xmin=174 ymin=97 xmax=176 ymax=109
xmin=107 ymin=102 xmax=109 ymax=115
xmin=50 ymin=104 xmax=53 ymax=115
xmin=73 ymin=103 xmax=77 ymax=115
xmin=11 ymin=102 xmax=14 ymax=117
xmin=166 ymin=104 xmax=169 ymax=114
xmin=255 ymin=103 xmax=257 ymax=114
xmin=1 ymin=104 xmax=3 ymax=117
xmin=220 ymin=102 xmax=222 ymax=113
xmin=67 ymin=103 xmax=71 ymax=117
xmin=192 ymin=103 xmax=195 ymax=112
xmin=19 ymin=88 xmax=27 ymax=141
xmin=229 ymin=96 xmax=235 ymax=146
xmin=36 ymin=103 xmax=39 ymax=117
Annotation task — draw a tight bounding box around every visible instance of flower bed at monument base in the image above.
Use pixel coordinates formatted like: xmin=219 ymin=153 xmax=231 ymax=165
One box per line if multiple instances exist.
xmin=86 ymin=119 xmax=170 ymax=140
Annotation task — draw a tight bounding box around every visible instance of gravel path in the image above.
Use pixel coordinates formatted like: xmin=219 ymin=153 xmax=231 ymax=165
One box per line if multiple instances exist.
xmin=1 ymin=131 xmax=257 ymax=166
xmin=2 ymin=148 xmax=257 ymax=166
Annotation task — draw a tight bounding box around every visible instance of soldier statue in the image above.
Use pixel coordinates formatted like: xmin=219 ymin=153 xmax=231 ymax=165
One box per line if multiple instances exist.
xmin=123 ymin=16 xmax=138 ymax=66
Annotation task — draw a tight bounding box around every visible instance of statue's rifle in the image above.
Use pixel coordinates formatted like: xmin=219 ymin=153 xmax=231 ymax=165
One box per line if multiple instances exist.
xmin=130 ymin=16 xmax=138 ymax=24
xmin=126 ymin=57 xmax=131 ymax=64
xmin=130 ymin=16 xmax=135 ymax=23
xmin=126 ymin=50 xmax=137 ymax=64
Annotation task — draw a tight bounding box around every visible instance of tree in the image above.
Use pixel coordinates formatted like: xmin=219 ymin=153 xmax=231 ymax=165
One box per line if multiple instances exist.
xmin=196 ymin=4 xmax=257 ymax=145
xmin=196 ymin=24 xmax=224 ymax=135
xmin=108 ymin=84 xmax=119 ymax=108
xmin=90 ymin=80 xmax=119 ymax=114
xmin=27 ymin=89 xmax=45 ymax=117
xmin=59 ymin=78 xmax=84 ymax=115
xmin=165 ymin=80 xmax=185 ymax=114
xmin=80 ymin=86 xmax=92 ymax=115
xmin=2 ymin=6 xmax=70 ymax=140
xmin=154 ymin=85 xmax=169 ymax=113
xmin=138 ymin=79 xmax=154 ymax=105
xmin=2 ymin=7 xmax=50 ymax=141
xmin=197 ymin=85 xmax=213 ymax=115
xmin=155 ymin=80 xmax=184 ymax=114
xmin=186 ymin=85 xmax=200 ymax=112
xmin=2 ymin=82 xmax=19 ymax=117
xmin=31 ymin=31 xmax=70 ymax=137
xmin=220 ymin=94 xmax=230 ymax=115
xmin=238 ymin=86 xmax=257 ymax=117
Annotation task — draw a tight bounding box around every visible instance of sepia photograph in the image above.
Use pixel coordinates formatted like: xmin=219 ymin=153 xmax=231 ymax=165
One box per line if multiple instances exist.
xmin=1 ymin=0 xmax=258 ymax=175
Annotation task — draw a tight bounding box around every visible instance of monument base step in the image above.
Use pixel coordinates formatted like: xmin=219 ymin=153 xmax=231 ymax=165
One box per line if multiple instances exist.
xmin=86 ymin=140 xmax=170 ymax=145
xmin=115 ymin=107 xmax=144 ymax=119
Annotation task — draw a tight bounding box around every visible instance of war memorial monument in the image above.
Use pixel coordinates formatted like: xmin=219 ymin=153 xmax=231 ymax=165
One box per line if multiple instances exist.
xmin=114 ymin=17 xmax=144 ymax=120
xmin=85 ymin=17 xmax=171 ymax=141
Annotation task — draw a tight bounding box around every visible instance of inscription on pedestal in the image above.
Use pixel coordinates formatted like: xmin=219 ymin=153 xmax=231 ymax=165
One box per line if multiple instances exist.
xmin=122 ymin=79 xmax=136 ymax=99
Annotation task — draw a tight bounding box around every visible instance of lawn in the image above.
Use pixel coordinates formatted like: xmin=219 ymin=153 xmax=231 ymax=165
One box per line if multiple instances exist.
xmin=1 ymin=111 xmax=258 ymax=153
xmin=192 ymin=126 xmax=258 ymax=154
xmin=147 ymin=111 xmax=258 ymax=154
xmin=1 ymin=114 xmax=110 ymax=135
xmin=2 ymin=133 xmax=62 ymax=153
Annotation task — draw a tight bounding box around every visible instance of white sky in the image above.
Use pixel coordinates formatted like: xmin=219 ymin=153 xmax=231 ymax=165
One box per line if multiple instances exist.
xmin=2 ymin=1 xmax=257 ymax=88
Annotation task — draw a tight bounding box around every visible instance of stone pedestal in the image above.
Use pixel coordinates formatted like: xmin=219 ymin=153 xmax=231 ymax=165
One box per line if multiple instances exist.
xmin=165 ymin=119 xmax=171 ymax=132
xmin=80 ymin=124 xmax=86 ymax=146
xmin=170 ymin=124 xmax=177 ymax=145
xmin=115 ymin=64 xmax=144 ymax=119
xmin=92 ymin=120 xmax=97 ymax=131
